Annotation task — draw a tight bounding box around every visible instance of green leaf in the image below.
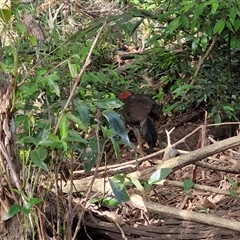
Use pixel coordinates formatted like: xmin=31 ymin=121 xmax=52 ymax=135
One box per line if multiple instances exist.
xmin=229 ymin=8 xmax=236 ymax=25
xmin=68 ymin=61 xmax=78 ymax=78
xmin=16 ymin=23 xmax=27 ymax=34
xmin=222 ymin=102 xmax=234 ymax=112
xmin=28 ymin=35 xmax=37 ymax=46
xmin=65 ymin=112 xmax=87 ymax=132
xmin=225 ymin=20 xmax=234 ymax=32
xmin=21 ymin=137 xmax=39 ymax=145
xmin=183 ymin=179 xmax=195 ymax=191
xmin=167 ymin=18 xmax=181 ymax=34
xmin=211 ymin=0 xmax=219 ymax=15
xmin=181 ymin=1 xmax=195 ymax=12
xmin=75 ymin=102 xmax=90 ymax=129
xmin=127 ymin=175 xmax=147 ymax=197
xmin=26 ymin=198 xmax=42 ymax=209
xmin=38 ymin=73 xmax=60 ymax=96
xmin=200 ymin=35 xmax=208 ymax=50
xmin=93 ymin=98 xmax=123 ymax=109
xmin=83 ymin=139 xmax=105 ymax=174
xmin=181 ymin=15 xmax=189 ymax=28
xmin=214 ymin=113 xmax=221 ymax=124
xmin=59 ymin=115 xmax=68 ymax=140
xmin=109 ymin=178 xmax=130 ymax=204
xmin=229 ymin=189 xmax=237 ymax=197
xmin=102 ymin=110 xmax=132 ymax=146
xmin=30 ymin=146 xmax=48 ymax=171
xmin=213 ymin=19 xmax=225 ymax=34
xmin=194 ymin=3 xmax=206 ymax=18
xmin=148 ymin=168 xmax=172 ymax=185
xmin=0 ymin=9 xmax=11 ymax=23
xmin=21 ymin=207 xmax=31 ymax=215
xmin=8 ymin=204 xmax=22 ymax=218
xmin=192 ymin=38 xmax=200 ymax=50
xmin=102 ymin=197 xmax=120 ymax=208
xmin=227 ymin=177 xmax=237 ymax=190
xmin=234 ymin=19 xmax=240 ymax=31
xmin=65 ymin=130 xmax=88 ymax=144
xmin=38 ymin=139 xmax=63 ymax=149
xmin=110 ymin=136 xmax=120 ymax=158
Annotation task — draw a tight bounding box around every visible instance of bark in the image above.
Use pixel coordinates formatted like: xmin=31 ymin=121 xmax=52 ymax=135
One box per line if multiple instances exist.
xmin=0 ymin=37 xmax=24 ymax=239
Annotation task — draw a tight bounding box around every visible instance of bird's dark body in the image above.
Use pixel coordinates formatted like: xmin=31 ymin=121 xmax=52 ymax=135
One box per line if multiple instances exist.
xmin=121 ymin=94 xmax=160 ymax=148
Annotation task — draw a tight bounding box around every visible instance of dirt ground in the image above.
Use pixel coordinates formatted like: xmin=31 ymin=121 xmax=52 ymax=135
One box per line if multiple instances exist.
xmin=48 ymin=108 xmax=240 ymax=240
xmin=80 ymin=108 xmax=240 ymax=239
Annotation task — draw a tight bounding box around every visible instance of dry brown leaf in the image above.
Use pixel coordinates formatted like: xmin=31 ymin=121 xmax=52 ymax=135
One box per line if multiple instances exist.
xmin=202 ymin=197 xmax=216 ymax=209
xmin=0 ymin=198 xmax=10 ymax=222
xmin=102 ymin=211 xmax=125 ymax=225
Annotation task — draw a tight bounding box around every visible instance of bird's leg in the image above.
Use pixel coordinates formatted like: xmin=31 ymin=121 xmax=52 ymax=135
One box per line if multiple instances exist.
xmin=132 ymin=127 xmax=146 ymax=157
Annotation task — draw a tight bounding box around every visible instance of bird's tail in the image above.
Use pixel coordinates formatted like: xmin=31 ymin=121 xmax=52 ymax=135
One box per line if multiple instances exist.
xmin=141 ymin=117 xmax=157 ymax=148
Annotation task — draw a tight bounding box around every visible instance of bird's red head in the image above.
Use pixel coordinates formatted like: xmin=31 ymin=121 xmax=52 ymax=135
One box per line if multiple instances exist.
xmin=119 ymin=91 xmax=132 ymax=100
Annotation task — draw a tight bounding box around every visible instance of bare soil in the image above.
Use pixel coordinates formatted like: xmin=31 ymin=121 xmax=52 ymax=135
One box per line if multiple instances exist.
xmin=76 ymin=109 xmax=240 ymax=239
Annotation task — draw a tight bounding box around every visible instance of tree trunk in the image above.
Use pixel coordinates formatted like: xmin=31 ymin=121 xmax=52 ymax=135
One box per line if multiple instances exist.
xmin=0 ymin=37 xmax=24 ymax=239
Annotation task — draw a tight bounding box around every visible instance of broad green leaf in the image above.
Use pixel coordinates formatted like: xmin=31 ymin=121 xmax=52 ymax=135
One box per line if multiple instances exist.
xmin=109 ymin=178 xmax=130 ymax=204
xmin=167 ymin=18 xmax=181 ymax=34
xmin=76 ymin=102 xmax=90 ymax=129
xmin=192 ymin=38 xmax=200 ymax=50
xmin=65 ymin=112 xmax=87 ymax=132
xmin=227 ymin=177 xmax=237 ymax=189
xmin=38 ymin=73 xmax=60 ymax=96
xmin=59 ymin=115 xmax=68 ymax=140
xmin=213 ymin=19 xmax=225 ymax=34
xmin=234 ymin=19 xmax=240 ymax=31
xmin=225 ymin=20 xmax=234 ymax=32
xmin=183 ymin=179 xmax=195 ymax=191
xmin=0 ymin=9 xmax=11 ymax=23
xmin=65 ymin=130 xmax=88 ymax=144
xmin=8 ymin=204 xmax=22 ymax=218
xmin=222 ymin=102 xmax=234 ymax=112
xmin=26 ymin=198 xmax=42 ymax=209
xmin=200 ymin=35 xmax=208 ymax=50
xmin=194 ymin=3 xmax=206 ymax=18
xmin=229 ymin=8 xmax=236 ymax=25
xmin=172 ymin=84 xmax=193 ymax=97
xmin=102 ymin=110 xmax=131 ymax=145
xmin=127 ymin=175 xmax=147 ymax=197
xmin=214 ymin=113 xmax=221 ymax=124
xmin=30 ymin=146 xmax=48 ymax=171
xmin=229 ymin=189 xmax=237 ymax=197
xmin=38 ymin=139 xmax=63 ymax=149
xmin=181 ymin=2 xmax=195 ymax=12
xmin=28 ymin=35 xmax=37 ymax=46
xmin=21 ymin=207 xmax=31 ymax=215
xmin=50 ymin=134 xmax=60 ymax=141
xmin=93 ymin=98 xmax=123 ymax=109
xmin=148 ymin=168 xmax=172 ymax=185
xmin=61 ymin=140 xmax=68 ymax=152
xmin=102 ymin=197 xmax=120 ymax=208
xmin=21 ymin=137 xmax=39 ymax=145
xmin=181 ymin=15 xmax=189 ymax=28
xmin=210 ymin=0 xmax=219 ymax=15
xmin=68 ymin=61 xmax=78 ymax=78
xmin=16 ymin=23 xmax=27 ymax=34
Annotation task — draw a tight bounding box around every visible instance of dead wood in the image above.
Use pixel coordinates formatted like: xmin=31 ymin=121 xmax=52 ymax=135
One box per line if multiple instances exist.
xmin=130 ymin=194 xmax=240 ymax=232
xmin=84 ymin=217 xmax=240 ymax=240
xmin=59 ymin=134 xmax=240 ymax=195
